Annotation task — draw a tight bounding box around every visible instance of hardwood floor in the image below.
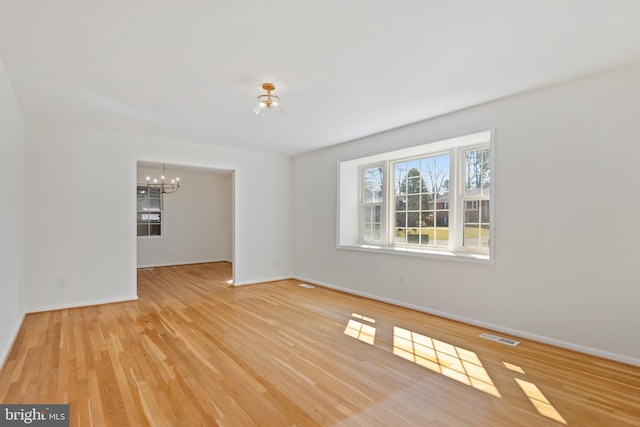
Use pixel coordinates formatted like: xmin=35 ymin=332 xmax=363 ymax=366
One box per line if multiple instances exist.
xmin=1 ymin=262 xmax=639 ymax=426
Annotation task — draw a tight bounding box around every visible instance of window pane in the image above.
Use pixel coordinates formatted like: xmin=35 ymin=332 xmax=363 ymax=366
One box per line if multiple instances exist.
xmin=395 ymin=163 xmax=407 ymax=195
xmin=395 ymin=228 xmax=406 ymax=244
xmin=395 ymin=212 xmax=406 ymax=227
xmin=407 ymin=212 xmax=419 ymax=227
xmin=435 ymin=210 xmax=449 ymax=227
xmin=421 ymin=194 xmax=434 ymax=210
xmin=481 ymin=200 xmax=490 ymax=223
xmin=406 ymin=176 xmax=421 ymax=194
xmin=148 ymin=198 xmax=161 ymax=210
xmin=136 ymin=197 xmax=147 ymax=211
xmin=136 ymin=212 xmax=161 ymax=223
xmin=407 ymin=195 xmax=420 ymax=210
xmin=482 ymin=150 xmax=491 ymax=196
xmin=372 ymin=224 xmax=381 ymax=241
xmin=362 ymin=206 xmax=372 ymax=222
xmin=421 ymin=154 xmax=450 ymax=194
xmin=150 ymin=224 xmax=161 ymax=236
xmin=407 ymin=230 xmax=420 ymax=244
xmin=465 ymin=148 xmax=490 ymax=197
xmin=465 ymin=201 xmax=480 ymax=223
xmin=435 ymin=224 xmax=449 ymax=247
xmin=397 ymin=162 xmax=425 ymax=195
xmin=463 ymin=226 xmax=478 ymax=247
xmin=481 ymin=225 xmax=490 ymax=247
xmin=363 ymin=225 xmax=372 ymax=241
xmin=363 ymin=167 xmax=383 ymax=203
xmin=395 ymin=196 xmax=407 ymax=211
xmin=137 ymin=224 xmax=148 ymax=236
xmin=420 ymin=230 xmax=431 ymax=245
xmin=421 ymin=211 xmax=434 ymax=226
xmin=463 ymin=207 xmax=489 ymax=248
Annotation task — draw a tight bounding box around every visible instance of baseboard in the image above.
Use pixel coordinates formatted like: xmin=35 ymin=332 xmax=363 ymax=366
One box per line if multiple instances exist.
xmin=0 ymin=311 xmax=26 ymax=371
xmin=137 ymin=259 xmax=229 ymax=269
xmin=293 ymin=275 xmax=640 ymax=368
xmin=233 ymin=275 xmax=292 ymax=286
xmin=25 ymin=295 xmax=139 ymax=314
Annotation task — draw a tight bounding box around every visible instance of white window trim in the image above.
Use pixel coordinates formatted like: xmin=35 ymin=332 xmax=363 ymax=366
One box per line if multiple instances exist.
xmin=359 ymin=162 xmax=385 ymax=245
xmin=337 ymin=128 xmax=494 ymax=263
xmin=137 ymin=185 xmax=165 ymax=239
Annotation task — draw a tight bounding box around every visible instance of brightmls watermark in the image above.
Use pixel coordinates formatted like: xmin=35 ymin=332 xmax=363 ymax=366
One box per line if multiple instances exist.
xmin=0 ymin=405 xmax=69 ymax=426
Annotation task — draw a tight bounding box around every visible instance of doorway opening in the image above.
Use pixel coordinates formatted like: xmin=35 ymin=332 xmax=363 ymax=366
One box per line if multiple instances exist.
xmin=136 ymin=161 xmax=234 ymax=285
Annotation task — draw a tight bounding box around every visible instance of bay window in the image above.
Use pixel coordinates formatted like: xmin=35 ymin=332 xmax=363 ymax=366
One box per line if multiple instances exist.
xmin=342 ymin=130 xmax=493 ymax=260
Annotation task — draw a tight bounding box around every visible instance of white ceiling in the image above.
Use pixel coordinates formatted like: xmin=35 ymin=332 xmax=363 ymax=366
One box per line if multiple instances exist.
xmin=1 ymin=1 xmax=640 ymax=156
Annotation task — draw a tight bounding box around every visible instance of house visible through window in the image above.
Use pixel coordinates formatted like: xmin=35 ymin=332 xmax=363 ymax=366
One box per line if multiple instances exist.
xmin=394 ymin=152 xmax=451 ymax=247
xmin=137 ymin=186 xmax=162 ymax=236
xmin=341 ymin=130 xmax=492 ymax=260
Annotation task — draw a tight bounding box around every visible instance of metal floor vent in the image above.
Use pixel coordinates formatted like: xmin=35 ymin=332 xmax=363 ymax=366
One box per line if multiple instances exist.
xmin=298 ymin=283 xmax=315 ymax=289
xmin=479 ymin=332 xmax=520 ymax=347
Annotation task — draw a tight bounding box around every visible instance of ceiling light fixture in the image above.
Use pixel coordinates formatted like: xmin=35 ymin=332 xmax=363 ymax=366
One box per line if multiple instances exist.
xmin=145 ymin=164 xmax=180 ymax=194
xmin=254 ymin=82 xmax=282 ymax=115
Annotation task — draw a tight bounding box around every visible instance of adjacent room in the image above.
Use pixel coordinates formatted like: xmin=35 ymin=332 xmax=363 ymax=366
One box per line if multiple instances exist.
xmin=1 ymin=1 xmax=640 ymax=425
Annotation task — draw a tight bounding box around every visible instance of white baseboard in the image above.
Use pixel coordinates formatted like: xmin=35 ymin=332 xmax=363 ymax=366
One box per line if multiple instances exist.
xmin=137 ymin=259 xmax=229 ymax=269
xmin=233 ymin=275 xmax=292 ymax=286
xmin=25 ymin=295 xmax=139 ymax=314
xmin=293 ymin=275 xmax=640 ymax=368
xmin=0 ymin=311 xmax=26 ymax=370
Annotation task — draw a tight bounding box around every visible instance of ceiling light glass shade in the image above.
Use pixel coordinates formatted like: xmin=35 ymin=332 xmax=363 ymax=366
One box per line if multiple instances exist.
xmin=254 ymin=82 xmax=283 ymax=115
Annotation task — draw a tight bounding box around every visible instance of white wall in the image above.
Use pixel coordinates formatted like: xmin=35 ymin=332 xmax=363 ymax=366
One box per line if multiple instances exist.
xmin=24 ymin=124 xmax=293 ymax=312
xmin=136 ymin=165 xmax=233 ymax=268
xmin=293 ymin=62 xmax=640 ymax=365
xmin=0 ymin=56 xmax=26 ymax=367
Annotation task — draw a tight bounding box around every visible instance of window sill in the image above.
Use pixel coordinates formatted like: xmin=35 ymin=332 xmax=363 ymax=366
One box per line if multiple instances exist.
xmin=337 ymin=244 xmax=492 ymax=264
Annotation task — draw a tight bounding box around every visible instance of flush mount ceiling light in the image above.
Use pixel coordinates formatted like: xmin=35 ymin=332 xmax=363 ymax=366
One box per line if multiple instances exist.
xmin=254 ymin=82 xmax=283 ymax=115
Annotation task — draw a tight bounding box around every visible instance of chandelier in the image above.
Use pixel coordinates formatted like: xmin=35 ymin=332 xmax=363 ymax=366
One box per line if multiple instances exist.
xmin=145 ymin=164 xmax=180 ymax=194
xmin=254 ymin=82 xmax=282 ymax=115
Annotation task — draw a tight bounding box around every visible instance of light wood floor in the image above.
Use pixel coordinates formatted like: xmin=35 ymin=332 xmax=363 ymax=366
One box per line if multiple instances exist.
xmin=1 ymin=262 xmax=639 ymax=426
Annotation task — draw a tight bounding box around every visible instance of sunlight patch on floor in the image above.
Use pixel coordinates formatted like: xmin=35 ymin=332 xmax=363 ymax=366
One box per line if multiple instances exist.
xmin=344 ymin=313 xmax=376 ymax=345
xmin=392 ymin=326 xmax=501 ymax=398
xmin=515 ymin=378 xmax=567 ymax=424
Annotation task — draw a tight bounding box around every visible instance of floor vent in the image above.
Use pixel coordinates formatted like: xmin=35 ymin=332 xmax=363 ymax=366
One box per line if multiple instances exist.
xmin=479 ymin=332 xmax=520 ymax=347
xmin=298 ymin=283 xmax=315 ymax=289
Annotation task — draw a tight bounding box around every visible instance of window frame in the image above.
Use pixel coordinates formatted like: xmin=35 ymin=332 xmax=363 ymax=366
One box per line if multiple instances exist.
xmin=339 ymin=129 xmax=494 ymax=262
xmin=455 ymin=143 xmax=492 ymax=255
xmin=136 ymin=185 xmax=164 ymax=238
xmin=359 ymin=163 xmax=386 ymax=244
xmin=390 ymin=150 xmax=452 ymax=249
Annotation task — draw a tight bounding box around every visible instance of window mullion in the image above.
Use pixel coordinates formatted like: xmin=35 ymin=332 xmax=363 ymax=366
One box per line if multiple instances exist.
xmin=382 ymin=160 xmax=390 ymax=246
xmin=450 ymin=148 xmax=460 ymax=251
